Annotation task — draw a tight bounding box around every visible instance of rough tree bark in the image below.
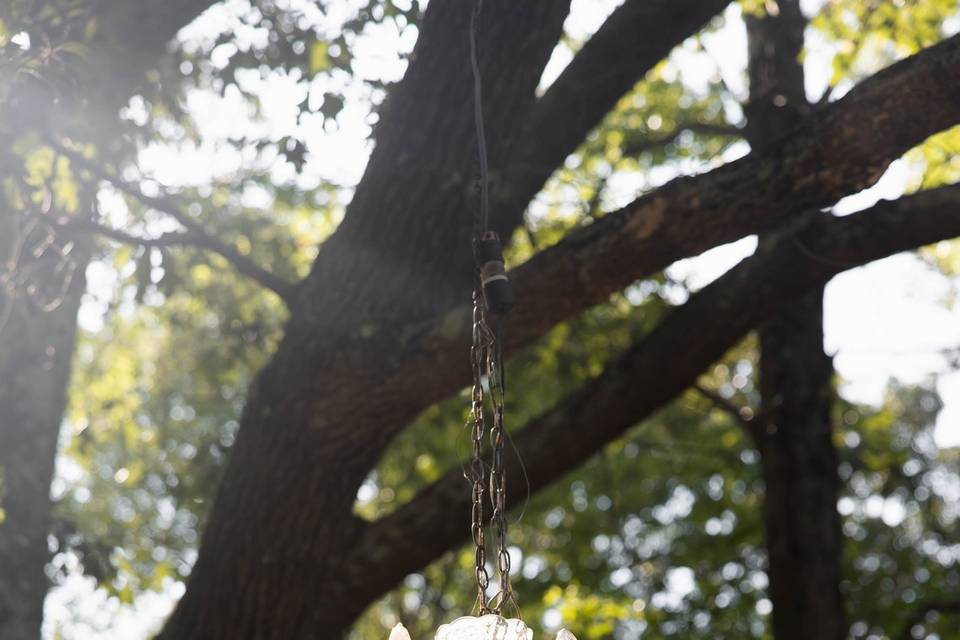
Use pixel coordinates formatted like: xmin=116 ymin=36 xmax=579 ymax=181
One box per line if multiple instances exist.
xmin=746 ymin=4 xmax=847 ymax=639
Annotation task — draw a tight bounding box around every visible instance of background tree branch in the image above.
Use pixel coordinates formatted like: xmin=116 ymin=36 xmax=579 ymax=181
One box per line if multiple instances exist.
xmin=0 ymin=1 xmax=228 ymax=632
xmin=620 ymin=122 xmax=743 ymax=157
xmin=55 ymin=144 xmax=296 ymax=302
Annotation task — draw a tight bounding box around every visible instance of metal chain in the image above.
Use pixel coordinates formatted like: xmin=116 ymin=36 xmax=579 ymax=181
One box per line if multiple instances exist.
xmin=469 ymin=285 xmax=515 ymax=615
xmin=469 ymin=290 xmax=491 ymax=613
xmin=486 ymin=318 xmax=517 ymax=615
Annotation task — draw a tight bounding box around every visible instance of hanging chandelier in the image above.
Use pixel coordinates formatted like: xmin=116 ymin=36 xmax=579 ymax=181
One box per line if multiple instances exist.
xmin=380 ymin=2 xmax=580 ymax=640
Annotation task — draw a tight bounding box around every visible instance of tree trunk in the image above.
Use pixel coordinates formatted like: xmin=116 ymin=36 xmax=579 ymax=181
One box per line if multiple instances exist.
xmin=758 ymin=293 xmax=846 ymax=640
xmin=0 ymin=224 xmax=89 ymax=640
xmin=746 ymin=4 xmax=847 ymax=639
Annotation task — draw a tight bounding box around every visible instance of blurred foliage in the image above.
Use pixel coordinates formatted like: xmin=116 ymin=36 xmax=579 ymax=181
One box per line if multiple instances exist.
xmin=0 ymin=0 xmax=957 ymax=639
xmin=810 ymin=0 xmax=957 ymax=95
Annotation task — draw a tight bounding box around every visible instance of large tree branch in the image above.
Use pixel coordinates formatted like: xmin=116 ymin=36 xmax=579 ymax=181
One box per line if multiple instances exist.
xmin=282 ymin=38 xmax=960 ymax=587
xmin=342 ymin=183 xmax=960 ymax=605
xmin=494 ymin=0 xmax=733 ymax=237
xmin=250 ymin=33 xmax=960 ymax=587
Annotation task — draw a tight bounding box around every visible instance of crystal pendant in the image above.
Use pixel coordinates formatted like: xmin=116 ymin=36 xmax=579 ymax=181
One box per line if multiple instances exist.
xmin=388 ymin=616 xmax=577 ymax=640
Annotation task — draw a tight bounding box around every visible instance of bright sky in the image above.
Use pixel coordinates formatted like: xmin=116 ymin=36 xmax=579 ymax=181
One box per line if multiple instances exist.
xmin=51 ymin=0 xmax=960 ymax=637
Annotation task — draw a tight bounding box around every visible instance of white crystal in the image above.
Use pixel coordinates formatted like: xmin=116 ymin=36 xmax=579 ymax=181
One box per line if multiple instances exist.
xmin=385 ymin=616 xmax=577 ymax=640
xmin=436 ymin=615 xmax=532 ymax=640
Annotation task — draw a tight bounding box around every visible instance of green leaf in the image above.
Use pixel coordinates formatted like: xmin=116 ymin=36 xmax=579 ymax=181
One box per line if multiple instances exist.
xmin=309 ymin=41 xmax=330 ymax=76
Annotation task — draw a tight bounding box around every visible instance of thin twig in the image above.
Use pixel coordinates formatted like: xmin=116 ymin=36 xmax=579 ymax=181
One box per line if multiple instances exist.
xmin=897 ymin=600 xmax=960 ymax=640
xmin=51 ymin=141 xmax=296 ymax=303
xmin=51 ymin=215 xmax=193 ymax=249
xmin=692 ymin=382 xmax=758 ymax=438
xmin=622 ymin=122 xmax=742 ymax=157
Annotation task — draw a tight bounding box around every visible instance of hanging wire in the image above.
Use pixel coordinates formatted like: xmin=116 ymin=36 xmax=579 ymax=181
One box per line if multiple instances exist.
xmin=469 ymin=0 xmax=490 ymax=235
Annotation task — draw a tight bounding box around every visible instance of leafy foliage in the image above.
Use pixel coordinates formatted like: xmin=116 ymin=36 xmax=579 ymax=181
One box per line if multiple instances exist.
xmin=1 ymin=0 xmax=958 ymax=638
xmin=810 ymin=0 xmax=957 ymax=95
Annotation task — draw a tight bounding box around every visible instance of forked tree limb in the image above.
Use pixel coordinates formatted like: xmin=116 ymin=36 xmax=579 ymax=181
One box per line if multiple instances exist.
xmin=494 ymin=0 xmax=734 ymax=236
xmin=341 ymin=184 xmax=960 ymax=608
